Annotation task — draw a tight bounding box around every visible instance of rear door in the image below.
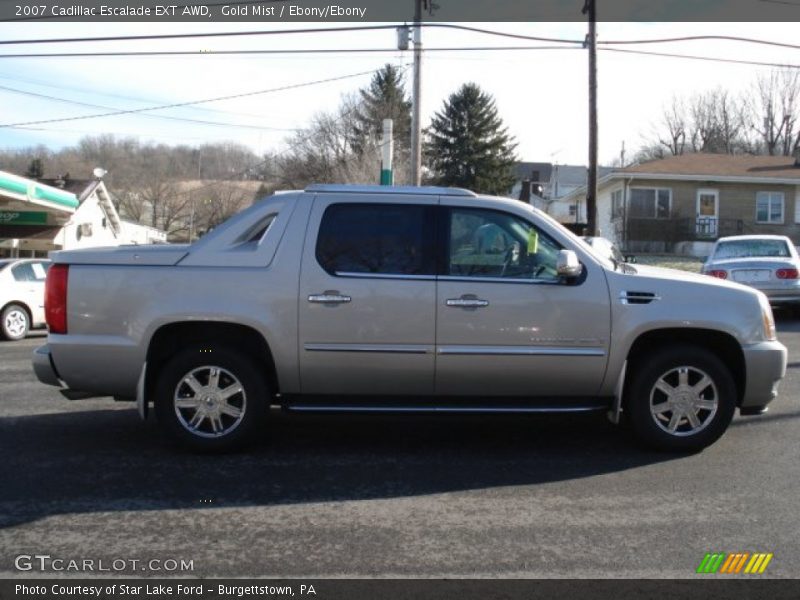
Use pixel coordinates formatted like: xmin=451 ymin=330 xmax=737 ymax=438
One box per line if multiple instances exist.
xmin=11 ymin=261 xmax=48 ymax=325
xmin=435 ymin=204 xmax=611 ymax=398
xmin=298 ymin=194 xmax=438 ymax=396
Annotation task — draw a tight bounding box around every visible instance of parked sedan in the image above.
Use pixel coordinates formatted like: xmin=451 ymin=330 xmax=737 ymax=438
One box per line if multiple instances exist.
xmin=702 ymin=235 xmax=800 ymax=305
xmin=0 ymin=258 xmax=50 ymax=340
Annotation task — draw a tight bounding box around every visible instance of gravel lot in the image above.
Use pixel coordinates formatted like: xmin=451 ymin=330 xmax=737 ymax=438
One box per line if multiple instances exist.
xmin=1 ymin=324 xmax=799 ymax=579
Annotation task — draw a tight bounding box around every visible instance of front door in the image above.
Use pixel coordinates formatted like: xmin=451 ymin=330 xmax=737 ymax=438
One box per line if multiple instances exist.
xmin=298 ymin=195 xmax=438 ymax=396
xmin=435 ymin=204 xmax=611 ymax=397
xmin=696 ymin=189 xmax=719 ymax=238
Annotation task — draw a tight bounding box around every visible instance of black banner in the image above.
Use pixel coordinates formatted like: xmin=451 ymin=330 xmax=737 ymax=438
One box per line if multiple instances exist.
xmin=2 ymin=580 xmax=800 ymax=600
xmin=2 ymin=0 xmax=800 ymax=22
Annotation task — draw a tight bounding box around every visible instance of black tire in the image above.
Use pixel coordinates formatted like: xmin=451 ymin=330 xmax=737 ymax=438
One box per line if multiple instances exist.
xmin=154 ymin=345 xmax=268 ymax=452
xmin=626 ymin=345 xmax=736 ymax=452
xmin=1 ymin=304 xmax=30 ymax=341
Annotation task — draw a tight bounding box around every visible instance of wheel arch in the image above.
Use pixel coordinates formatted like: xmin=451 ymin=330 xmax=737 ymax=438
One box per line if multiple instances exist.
xmin=624 ymin=327 xmax=745 ymax=407
xmin=143 ymin=321 xmax=279 ymax=411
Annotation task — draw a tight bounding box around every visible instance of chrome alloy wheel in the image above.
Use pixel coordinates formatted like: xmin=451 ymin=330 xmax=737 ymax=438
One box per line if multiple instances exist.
xmin=4 ymin=309 xmax=28 ymax=339
xmin=649 ymin=366 xmax=719 ymax=437
xmin=173 ymin=366 xmax=246 ymax=438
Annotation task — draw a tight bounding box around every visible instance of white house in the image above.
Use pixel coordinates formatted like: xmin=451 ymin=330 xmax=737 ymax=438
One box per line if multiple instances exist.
xmin=0 ymin=170 xmax=166 ymax=258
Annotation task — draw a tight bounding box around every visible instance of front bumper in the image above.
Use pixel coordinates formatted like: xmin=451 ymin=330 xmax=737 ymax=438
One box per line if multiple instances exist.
xmin=32 ymin=344 xmax=62 ymax=387
xmin=741 ymin=340 xmax=788 ymax=409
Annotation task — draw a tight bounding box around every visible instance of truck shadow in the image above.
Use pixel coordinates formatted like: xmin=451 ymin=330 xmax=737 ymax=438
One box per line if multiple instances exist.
xmin=0 ymin=408 xmax=680 ymax=528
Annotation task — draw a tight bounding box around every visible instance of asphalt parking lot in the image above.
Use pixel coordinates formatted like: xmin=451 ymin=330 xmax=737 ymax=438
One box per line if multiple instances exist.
xmin=1 ymin=322 xmax=799 ymax=579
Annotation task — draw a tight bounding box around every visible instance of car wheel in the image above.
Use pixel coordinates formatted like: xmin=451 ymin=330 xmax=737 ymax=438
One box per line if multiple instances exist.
xmin=1 ymin=304 xmax=30 ymax=341
xmin=154 ymin=345 xmax=268 ymax=452
xmin=626 ymin=345 xmax=736 ymax=452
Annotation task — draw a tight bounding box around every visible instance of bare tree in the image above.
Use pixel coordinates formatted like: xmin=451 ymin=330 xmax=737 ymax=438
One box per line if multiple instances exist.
xmin=744 ymin=68 xmax=800 ymax=156
xmin=688 ymin=89 xmax=748 ymax=154
xmin=655 ymin=97 xmax=687 ymax=156
xmin=275 ymin=94 xmax=395 ymax=189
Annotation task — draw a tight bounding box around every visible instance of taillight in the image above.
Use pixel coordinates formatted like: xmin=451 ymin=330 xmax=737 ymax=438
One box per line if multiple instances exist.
xmin=776 ymin=268 xmax=799 ymax=280
xmin=45 ymin=264 xmax=69 ymax=334
xmin=707 ymin=270 xmax=727 ymax=279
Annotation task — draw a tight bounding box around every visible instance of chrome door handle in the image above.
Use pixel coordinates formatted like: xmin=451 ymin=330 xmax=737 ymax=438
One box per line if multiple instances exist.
xmin=308 ymin=293 xmax=351 ymax=304
xmin=446 ymin=297 xmax=489 ymax=308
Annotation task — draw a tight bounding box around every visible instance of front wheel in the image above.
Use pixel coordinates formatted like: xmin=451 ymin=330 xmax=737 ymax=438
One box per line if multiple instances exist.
xmin=1 ymin=304 xmax=30 ymax=341
xmin=154 ymin=346 xmax=268 ymax=452
xmin=626 ymin=345 xmax=736 ymax=452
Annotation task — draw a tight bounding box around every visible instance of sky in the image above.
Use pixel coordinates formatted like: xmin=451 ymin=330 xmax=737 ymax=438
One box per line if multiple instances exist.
xmin=0 ymin=21 xmax=798 ymax=169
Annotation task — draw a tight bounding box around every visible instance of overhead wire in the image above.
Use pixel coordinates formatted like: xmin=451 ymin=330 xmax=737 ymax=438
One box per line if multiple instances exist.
xmin=0 ymin=67 xmax=389 ymax=128
xmin=0 ymin=22 xmax=799 ymax=51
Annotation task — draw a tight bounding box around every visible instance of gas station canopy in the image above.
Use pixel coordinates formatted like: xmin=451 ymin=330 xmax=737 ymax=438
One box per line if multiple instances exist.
xmin=0 ymin=170 xmax=79 ymax=240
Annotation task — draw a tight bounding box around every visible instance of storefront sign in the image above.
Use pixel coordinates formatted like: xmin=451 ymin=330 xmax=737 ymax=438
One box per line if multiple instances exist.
xmin=0 ymin=211 xmax=48 ymax=225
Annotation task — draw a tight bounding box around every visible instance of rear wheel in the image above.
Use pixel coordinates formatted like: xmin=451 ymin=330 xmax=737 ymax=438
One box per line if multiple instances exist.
xmin=1 ymin=304 xmax=30 ymax=341
xmin=154 ymin=346 xmax=268 ymax=452
xmin=626 ymin=345 xmax=736 ymax=452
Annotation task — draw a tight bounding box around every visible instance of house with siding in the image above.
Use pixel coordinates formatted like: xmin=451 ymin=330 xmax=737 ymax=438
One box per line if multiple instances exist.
xmin=561 ymin=153 xmax=800 ymax=255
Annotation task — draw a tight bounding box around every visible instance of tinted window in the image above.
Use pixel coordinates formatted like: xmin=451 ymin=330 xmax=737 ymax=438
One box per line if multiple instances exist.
xmin=316 ymin=204 xmax=436 ymax=276
xmin=447 ymin=208 xmax=562 ymax=281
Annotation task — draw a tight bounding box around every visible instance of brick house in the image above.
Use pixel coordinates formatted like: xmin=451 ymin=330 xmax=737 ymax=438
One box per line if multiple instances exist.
xmin=561 ymin=153 xmax=800 ymax=255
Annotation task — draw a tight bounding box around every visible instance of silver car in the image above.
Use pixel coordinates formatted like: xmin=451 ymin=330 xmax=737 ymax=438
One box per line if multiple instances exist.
xmin=0 ymin=258 xmax=50 ymax=341
xmin=702 ymin=235 xmax=800 ymax=305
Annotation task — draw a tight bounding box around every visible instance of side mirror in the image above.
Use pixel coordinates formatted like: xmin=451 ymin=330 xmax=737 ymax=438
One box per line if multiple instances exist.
xmin=557 ymin=249 xmax=583 ymax=278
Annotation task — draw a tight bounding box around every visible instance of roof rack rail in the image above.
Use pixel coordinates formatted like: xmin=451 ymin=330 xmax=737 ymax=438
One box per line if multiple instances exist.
xmin=304 ymin=184 xmax=477 ymax=197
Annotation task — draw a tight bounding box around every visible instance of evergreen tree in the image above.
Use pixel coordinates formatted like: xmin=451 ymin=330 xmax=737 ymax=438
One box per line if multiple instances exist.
xmin=424 ymin=83 xmax=518 ymax=195
xmin=25 ymin=158 xmax=44 ymax=179
xmin=353 ymin=64 xmax=412 ymax=161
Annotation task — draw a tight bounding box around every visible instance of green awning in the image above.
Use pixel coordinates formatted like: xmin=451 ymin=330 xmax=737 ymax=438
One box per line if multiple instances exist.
xmin=0 ymin=175 xmax=79 ymax=210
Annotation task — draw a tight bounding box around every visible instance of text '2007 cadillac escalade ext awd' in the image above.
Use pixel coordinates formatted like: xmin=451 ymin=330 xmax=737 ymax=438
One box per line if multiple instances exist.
xmin=33 ymin=184 xmax=788 ymax=452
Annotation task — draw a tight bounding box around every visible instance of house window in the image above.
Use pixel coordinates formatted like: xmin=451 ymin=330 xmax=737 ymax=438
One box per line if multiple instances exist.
xmin=611 ymin=189 xmax=624 ymax=219
xmin=757 ymin=191 xmax=784 ymax=224
xmin=629 ymin=188 xmax=671 ymax=219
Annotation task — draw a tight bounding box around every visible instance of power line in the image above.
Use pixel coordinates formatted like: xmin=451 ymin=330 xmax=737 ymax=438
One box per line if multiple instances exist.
xmin=0 ymin=24 xmax=583 ymax=46
xmin=11 ymin=124 xmax=267 ymax=141
xmin=0 ymin=71 xmax=303 ymax=121
xmin=1 ymin=44 xmax=796 ymax=70
xmin=600 ymin=47 xmax=800 ymax=69
xmin=0 ymin=84 xmax=301 ymax=131
xmin=0 ymin=45 xmax=577 ymax=59
xmin=0 ymin=67 xmax=385 ymax=128
xmin=1 ymin=23 xmax=799 ymax=51
xmin=598 ymin=35 xmax=800 ymax=51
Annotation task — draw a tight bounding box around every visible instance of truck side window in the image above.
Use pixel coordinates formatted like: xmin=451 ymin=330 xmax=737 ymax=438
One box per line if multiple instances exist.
xmin=316 ymin=203 xmax=436 ymax=276
xmin=447 ymin=208 xmax=562 ymax=281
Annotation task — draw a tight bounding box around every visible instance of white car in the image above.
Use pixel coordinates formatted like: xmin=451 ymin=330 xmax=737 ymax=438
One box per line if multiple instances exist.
xmin=0 ymin=258 xmax=50 ymax=341
xmin=702 ymin=235 xmax=800 ymax=306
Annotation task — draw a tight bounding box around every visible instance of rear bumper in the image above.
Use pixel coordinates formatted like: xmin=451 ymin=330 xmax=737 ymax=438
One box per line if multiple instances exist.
xmin=32 ymin=344 xmax=62 ymax=387
xmin=741 ymin=340 xmax=788 ymax=409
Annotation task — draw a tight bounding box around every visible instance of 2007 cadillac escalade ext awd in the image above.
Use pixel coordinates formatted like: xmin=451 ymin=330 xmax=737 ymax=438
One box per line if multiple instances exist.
xmin=33 ymin=184 xmax=788 ymax=452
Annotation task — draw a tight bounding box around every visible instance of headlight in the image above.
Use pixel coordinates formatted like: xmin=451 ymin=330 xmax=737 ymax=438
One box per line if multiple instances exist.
xmin=761 ymin=298 xmax=777 ymax=341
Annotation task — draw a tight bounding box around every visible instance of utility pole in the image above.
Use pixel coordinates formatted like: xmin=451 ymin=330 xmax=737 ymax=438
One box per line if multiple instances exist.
xmin=583 ymin=0 xmax=598 ymax=236
xmin=410 ymin=0 xmax=423 ymax=186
